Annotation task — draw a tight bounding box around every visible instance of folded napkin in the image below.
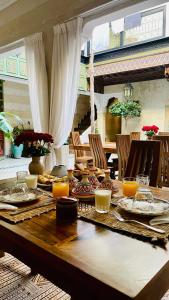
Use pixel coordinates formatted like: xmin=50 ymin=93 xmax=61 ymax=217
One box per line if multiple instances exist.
xmin=0 ymin=204 xmax=18 ymax=211
xmin=150 ymin=214 xmax=169 ymax=225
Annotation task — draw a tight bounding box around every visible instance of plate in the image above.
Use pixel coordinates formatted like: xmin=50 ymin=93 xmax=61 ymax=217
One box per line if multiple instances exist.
xmin=117 ymin=197 xmax=169 ymax=216
xmin=0 ymin=192 xmax=38 ymax=204
xmin=37 ymin=183 xmax=52 ymax=190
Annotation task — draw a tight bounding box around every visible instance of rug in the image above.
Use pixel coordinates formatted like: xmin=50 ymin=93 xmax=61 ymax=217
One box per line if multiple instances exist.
xmin=0 ymin=253 xmax=70 ymax=300
xmin=0 ymin=253 xmax=169 ymax=299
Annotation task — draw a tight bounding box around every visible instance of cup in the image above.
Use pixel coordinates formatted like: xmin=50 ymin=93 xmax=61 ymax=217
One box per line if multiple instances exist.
xmin=95 ymin=189 xmax=111 ymax=213
xmin=136 ymin=174 xmax=149 ymax=186
xmin=122 ymin=177 xmax=139 ymax=197
xmin=52 ymin=181 xmax=69 ymax=198
xmin=25 ymin=175 xmax=38 ymax=189
xmin=16 ymin=171 xmax=28 ymax=183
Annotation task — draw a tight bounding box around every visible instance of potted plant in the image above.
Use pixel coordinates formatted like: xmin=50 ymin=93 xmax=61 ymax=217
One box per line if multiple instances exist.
xmin=142 ymin=125 xmax=159 ymax=140
xmin=109 ymin=100 xmax=141 ymax=130
xmin=0 ymin=112 xmax=22 ymax=140
xmin=11 ymin=124 xmax=24 ymax=158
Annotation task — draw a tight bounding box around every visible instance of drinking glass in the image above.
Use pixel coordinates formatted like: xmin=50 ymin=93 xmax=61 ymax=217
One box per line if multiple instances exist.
xmin=16 ymin=171 xmax=28 ymax=183
xmin=25 ymin=175 xmax=38 ymax=189
xmin=122 ymin=177 xmax=139 ymax=197
xmin=52 ymin=181 xmax=69 ymax=198
xmin=136 ymin=174 xmax=149 ymax=186
xmin=95 ymin=189 xmax=111 ymax=213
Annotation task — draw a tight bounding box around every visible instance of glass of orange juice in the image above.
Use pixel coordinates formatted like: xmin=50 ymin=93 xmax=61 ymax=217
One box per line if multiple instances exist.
xmin=52 ymin=181 xmax=69 ymax=198
xmin=122 ymin=177 xmax=139 ymax=197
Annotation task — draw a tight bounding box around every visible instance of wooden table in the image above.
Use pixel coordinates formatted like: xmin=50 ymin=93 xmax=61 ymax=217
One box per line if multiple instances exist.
xmin=0 ymin=180 xmax=169 ymax=300
xmin=69 ymin=142 xmax=117 ymax=154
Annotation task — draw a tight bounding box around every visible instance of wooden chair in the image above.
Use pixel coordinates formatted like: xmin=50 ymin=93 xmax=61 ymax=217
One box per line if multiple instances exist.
xmin=130 ymin=131 xmax=140 ymax=141
xmin=125 ymin=140 xmax=162 ymax=187
xmin=158 ymin=132 xmax=169 ymax=136
xmin=115 ymin=134 xmax=131 ymax=180
xmin=89 ymin=134 xmax=107 ymax=169
xmin=70 ymin=131 xmax=93 ymax=164
xmin=153 ymin=136 xmax=169 ymax=187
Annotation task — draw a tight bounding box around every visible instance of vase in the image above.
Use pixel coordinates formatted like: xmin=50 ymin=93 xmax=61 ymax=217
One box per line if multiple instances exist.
xmin=146 ymin=135 xmax=154 ymax=140
xmin=100 ymin=169 xmax=118 ymax=196
xmin=71 ymin=172 xmax=95 ymax=201
xmin=67 ymin=169 xmax=78 ymax=195
xmin=29 ymin=156 xmax=44 ymax=175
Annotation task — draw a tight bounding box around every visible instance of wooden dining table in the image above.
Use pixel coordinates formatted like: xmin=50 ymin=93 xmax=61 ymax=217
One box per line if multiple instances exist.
xmin=0 ymin=179 xmax=169 ymax=300
xmin=69 ymin=142 xmax=117 ymax=154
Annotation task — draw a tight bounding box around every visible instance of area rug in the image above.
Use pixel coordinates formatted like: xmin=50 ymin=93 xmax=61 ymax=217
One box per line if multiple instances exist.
xmin=0 ymin=253 xmax=70 ymax=300
xmin=0 ymin=253 xmax=169 ymax=300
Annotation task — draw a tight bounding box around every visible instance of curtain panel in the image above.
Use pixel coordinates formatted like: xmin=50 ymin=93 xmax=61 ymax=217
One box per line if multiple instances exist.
xmin=24 ymin=33 xmax=49 ymax=132
xmin=49 ymin=17 xmax=83 ymax=149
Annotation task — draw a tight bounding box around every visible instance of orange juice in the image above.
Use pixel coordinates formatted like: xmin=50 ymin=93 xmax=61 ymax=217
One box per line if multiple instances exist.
xmin=122 ymin=180 xmax=138 ymax=197
xmin=52 ymin=182 xmax=69 ymax=198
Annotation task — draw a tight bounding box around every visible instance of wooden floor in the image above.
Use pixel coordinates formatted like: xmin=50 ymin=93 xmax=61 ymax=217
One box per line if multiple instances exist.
xmin=0 ymin=252 xmax=169 ymax=300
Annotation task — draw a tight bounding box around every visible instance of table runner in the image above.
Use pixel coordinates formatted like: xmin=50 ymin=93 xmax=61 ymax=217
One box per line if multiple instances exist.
xmin=79 ymin=206 xmax=169 ymax=245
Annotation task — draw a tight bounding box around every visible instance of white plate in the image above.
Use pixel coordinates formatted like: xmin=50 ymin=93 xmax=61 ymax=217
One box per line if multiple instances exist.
xmin=117 ymin=197 xmax=169 ymax=216
xmin=0 ymin=192 xmax=38 ymax=204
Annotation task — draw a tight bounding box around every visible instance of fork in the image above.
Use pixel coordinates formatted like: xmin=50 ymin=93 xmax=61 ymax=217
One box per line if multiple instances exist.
xmin=112 ymin=210 xmax=165 ymax=234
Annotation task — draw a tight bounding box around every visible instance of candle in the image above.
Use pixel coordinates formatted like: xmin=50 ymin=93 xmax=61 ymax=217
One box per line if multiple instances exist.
xmin=52 ymin=182 xmax=69 ymax=198
xmin=95 ymin=189 xmax=111 ymax=213
xmin=25 ymin=175 xmax=38 ymax=189
xmin=122 ymin=177 xmax=138 ymax=197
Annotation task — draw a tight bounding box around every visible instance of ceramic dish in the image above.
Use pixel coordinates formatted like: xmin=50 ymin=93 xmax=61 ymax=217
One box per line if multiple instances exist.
xmin=117 ymin=197 xmax=169 ymax=216
xmin=37 ymin=182 xmax=52 ymax=190
xmin=0 ymin=192 xmax=38 ymax=204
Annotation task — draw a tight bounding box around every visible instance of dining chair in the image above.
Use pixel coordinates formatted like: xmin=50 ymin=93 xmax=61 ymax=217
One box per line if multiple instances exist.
xmin=153 ymin=135 xmax=169 ymax=187
xmin=115 ymin=134 xmax=131 ymax=180
xmin=89 ymin=134 xmax=117 ymax=178
xmin=130 ymin=131 xmax=140 ymax=141
xmin=70 ymin=131 xmax=93 ymax=165
xmin=125 ymin=140 xmax=162 ymax=187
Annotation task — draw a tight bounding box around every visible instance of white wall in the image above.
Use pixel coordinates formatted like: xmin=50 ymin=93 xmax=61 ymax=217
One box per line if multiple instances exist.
xmin=104 ymin=78 xmax=169 ymax=137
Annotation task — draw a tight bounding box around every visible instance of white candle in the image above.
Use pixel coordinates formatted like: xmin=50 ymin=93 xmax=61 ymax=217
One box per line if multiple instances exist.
xmin=95 ymin=189 xmax=111 ymax=213
xmin=25 ymin=175 xmax=38 ymax=189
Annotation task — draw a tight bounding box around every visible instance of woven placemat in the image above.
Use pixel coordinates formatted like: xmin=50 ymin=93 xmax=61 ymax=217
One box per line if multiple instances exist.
xmin=0 ymin=196 xmax=56 ymax=224
xmin=79 ymin=206 xmax=169 ymax=244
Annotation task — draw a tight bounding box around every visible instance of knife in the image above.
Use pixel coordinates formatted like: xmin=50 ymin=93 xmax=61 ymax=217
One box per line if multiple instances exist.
xmin=9 ymin=198 xmax=55 ymax=216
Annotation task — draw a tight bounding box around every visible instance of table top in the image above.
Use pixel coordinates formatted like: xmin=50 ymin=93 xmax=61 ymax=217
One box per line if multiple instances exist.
xmin=69 ymin=142 xmax=117 ymax=153
xmin=0 ymin=180 xmax=169 ymax=300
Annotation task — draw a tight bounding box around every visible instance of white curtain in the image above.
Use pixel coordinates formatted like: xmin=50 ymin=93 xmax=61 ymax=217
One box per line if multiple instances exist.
xmin=49 ymin=17 xmax=83 ymax=149
xmin=24 ymin=32 xmax=49 ymax=132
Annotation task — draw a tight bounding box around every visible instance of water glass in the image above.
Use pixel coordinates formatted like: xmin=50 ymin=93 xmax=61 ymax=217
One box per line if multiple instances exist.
xmin=16 ymin=171 xmax=28 ymax=183
xmin=95 ymin=189 xmax=111 ymax=213
xmin=136 ymin=174 xmax=149 ymax=186
xmin=122 ymin=177 xmax=139 ymax=198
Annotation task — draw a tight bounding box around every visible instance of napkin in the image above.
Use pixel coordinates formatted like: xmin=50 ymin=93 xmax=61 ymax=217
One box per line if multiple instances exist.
xmin=0 ymin=204 xmax=18 ymax=210
xmin=150 ymin=214 xmax=169 ymax=225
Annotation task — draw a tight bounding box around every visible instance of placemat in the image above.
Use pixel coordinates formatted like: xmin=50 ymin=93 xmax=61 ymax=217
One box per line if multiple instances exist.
xmin=0 ymin=195 xmax=56 ymax=224
xmin=79 ymin=206 xmax=169 ymax=244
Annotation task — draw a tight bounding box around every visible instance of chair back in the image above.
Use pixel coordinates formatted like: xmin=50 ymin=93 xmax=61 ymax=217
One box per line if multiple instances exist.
xmin=153 ymin=135 xmax=169 ymax=187
xmin=125 ymin=140 xmax=161 ymax=187
xmin=130 ymin=131 xmax=140 ymax=141
xmin=70 ymin=131 xmax=84 ymax=158
xmin=158 ymin=132 xmax=169 ymax=136
xmin=89 ymin=134 xmax=107 ymax=169
xmin=115 ymin=134 xmax=130 ymax=180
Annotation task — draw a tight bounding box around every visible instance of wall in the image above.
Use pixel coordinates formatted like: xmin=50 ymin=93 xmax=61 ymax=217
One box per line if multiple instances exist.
xmin=104 ymin=78 xmax=169 ymax=138
xmin=3 ymin=80 xmax=33 ymax=155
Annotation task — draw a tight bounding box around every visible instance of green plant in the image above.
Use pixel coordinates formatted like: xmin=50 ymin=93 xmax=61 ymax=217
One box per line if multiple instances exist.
xmin=0 ymin=112 xmax=22 ymax=140
xmin=109 ymin=100 xmax=141 ymax=119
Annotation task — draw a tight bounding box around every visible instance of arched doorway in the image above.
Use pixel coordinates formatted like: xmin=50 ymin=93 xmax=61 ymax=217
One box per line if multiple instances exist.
xmin=105 ymin=97 xmax=121 ymax=142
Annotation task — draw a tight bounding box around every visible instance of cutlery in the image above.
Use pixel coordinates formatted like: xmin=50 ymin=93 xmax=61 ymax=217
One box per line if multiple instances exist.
xmin=9 ymin=198 xmax=55 ymax=216
xmin=36 ymin=188 xmax=53 ymax=198
xmin=0 ymin=204 xmax=18 ymax=210
xmin=112 ymin=210 xmax=165 ymax=234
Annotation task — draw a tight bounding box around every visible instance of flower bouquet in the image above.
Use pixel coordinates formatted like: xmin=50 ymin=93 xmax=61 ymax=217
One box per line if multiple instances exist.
xmin=142 ymin=125 xmax=159 ymax=138
xmin=15 ymin=132 xmax=53 ymax=174
xmin=15 ymin=131 xmax=53 ymax=157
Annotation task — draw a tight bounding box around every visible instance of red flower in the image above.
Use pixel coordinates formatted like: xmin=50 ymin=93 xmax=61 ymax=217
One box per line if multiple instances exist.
xmin=142 ymin=125 xmax=159 ymax=135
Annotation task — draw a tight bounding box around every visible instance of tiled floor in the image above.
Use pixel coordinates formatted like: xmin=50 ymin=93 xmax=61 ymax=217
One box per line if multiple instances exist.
xmin=0 ymin=157 xmax=31 ymax=180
